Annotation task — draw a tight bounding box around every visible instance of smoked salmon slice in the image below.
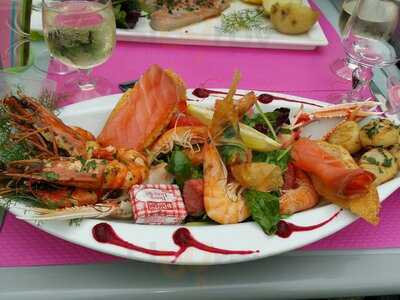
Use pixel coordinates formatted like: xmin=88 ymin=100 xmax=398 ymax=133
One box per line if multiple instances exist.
xmin=97 ymin=65 xmax=184 ymax=151
xmin=291 ymin=139 xmax=375 ymax=198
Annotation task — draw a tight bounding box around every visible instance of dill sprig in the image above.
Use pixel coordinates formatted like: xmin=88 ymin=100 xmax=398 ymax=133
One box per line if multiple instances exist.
xmin=0 ymin=192 xmax=47 ymax=210
xmin=0 ymin=113 xmax=35 ymax=165
xmin=217 ymin=9 xmax=269 ymax=33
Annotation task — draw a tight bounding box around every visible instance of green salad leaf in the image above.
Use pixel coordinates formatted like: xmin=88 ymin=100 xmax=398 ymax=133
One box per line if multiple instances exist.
xmin=252 ymin=149 xmax=291 ymax=171
xmin=167 ymin=150 xmax=192 ymax=187
xmin=244 ymin=189 xmax=280 ymax=235
xmin=167 ymin=149 xmax=203 ymax=187
xmin=242 ymin=108 xmax=290 ymax=139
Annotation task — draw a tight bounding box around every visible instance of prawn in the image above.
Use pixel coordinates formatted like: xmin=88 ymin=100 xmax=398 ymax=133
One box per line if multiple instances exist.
xmin=203 ymin=141 xmax=250 ymax=224
xmin=280 ymin=165 xmax=319 ymax=215
xmin=147 ymin=126 xmax=208 ymax=161
xmin=4 ymin=157 xmax=145 ymax=190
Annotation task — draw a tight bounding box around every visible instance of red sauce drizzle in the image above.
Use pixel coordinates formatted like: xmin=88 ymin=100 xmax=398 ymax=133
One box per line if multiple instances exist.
xmin=92 ymin=223 xmax=258 ymax=262
xmin=171 ymin=227 xmax=259 ymax=262
xmin=192 ymin=88 xmax=324 ymax=107
xmin=276 ymin=209 xmax=342 ymax=238
xmin=92 ymin=223 xmax=175 ymax=256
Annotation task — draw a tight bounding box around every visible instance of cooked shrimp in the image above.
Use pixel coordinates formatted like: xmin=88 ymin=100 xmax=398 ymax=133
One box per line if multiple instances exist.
xmin=116 ymin=148 xmax=149 ymax=184
xmin=236 ymin=91 xmax=257 ymax=118
xmin=148 ymin=126 xmax=208 ymax=161
xmin=280 ymin=167 xmax=319 ymax=215
xmin=203 ymin=141 xmax=251 ymax=224
xmin=183 ymin=146 xmax=204 ymax=166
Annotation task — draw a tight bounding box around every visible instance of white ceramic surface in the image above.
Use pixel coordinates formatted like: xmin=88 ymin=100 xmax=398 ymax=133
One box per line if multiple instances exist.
xmin=5 ymin=90 xmax=399 ymax=265
xmin=30 ymin=1 xmax=328 ymax=50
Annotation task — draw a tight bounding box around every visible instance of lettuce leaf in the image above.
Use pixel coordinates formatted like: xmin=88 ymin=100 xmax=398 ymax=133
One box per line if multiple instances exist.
xmin=167 ymin=150 xmax=203 ymax=187
xmin=243 ymin=189 xmax=280 ymax=235
xmin=252 ymin=149 xmax=291 ymax=171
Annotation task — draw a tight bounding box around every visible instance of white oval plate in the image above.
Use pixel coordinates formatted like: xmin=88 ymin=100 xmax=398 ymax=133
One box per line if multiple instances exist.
xmin=5 ymin=90 xmax=400 ymax=265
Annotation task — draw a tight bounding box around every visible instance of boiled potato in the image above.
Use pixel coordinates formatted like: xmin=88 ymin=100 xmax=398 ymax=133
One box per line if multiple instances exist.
xmin=327 ymin=121 xmax=361 ymax=154
xmin=270 ymin=2 xmax=319 ymax=35
xmin=242 ymin=0 xmax=263 ymax=5
xmin=360 ymin=118 xmax=399 ymax=148
xmin=389 ymin=144 xmax=400 ymax=168
xmin=262 ymin=0 xmax=301 ymax=16
xmin=359 ymin=148 xmax=398 ymax=185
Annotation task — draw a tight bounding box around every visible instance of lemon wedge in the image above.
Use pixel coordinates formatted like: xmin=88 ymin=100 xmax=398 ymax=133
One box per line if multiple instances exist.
xmin=187 ymin=103 xmax=281 ymax=152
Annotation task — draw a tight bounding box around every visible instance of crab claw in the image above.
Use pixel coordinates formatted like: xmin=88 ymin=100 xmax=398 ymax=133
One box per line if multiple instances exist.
xmin=292 ymin=101 xmax=382 ymax=129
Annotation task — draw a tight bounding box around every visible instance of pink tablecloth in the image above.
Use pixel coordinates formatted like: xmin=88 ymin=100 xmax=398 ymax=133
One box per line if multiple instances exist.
xmin=1 ymin=2 xmax=398 ymax=267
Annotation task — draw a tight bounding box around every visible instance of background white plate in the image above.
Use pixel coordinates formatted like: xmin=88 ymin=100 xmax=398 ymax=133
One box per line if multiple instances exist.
xmin=5 ymin=90 xmax=400 ymax=265
xmin=31 ymin=0 xmax=328 ymax=50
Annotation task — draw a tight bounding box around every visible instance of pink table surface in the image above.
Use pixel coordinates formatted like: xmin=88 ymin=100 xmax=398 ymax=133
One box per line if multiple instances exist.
xmin=1 ymin=2 xmax=399 ymax=268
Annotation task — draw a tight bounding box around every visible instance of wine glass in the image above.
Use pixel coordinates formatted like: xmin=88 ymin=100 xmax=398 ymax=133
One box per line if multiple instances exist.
xmin=330 ymin=0 xmax=358 ymax=81
xmin=341 ymin=0 xmax=400 ymax=103
xmin=32 ymin=0 xmax=75 ymax=75
xmin=42 ymin=0 xmax=116 ymax=101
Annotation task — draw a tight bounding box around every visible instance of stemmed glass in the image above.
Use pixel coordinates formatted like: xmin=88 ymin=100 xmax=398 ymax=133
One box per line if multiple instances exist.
xmin=340 ymin=0 xmax=400 ymax=103
xmin=42 ymin=0 xmax=116 ymax=101
xmin=32 ymin=0 xmax=75 ymax=75
xmin=330 ymin=0 xmax=358 ymax=81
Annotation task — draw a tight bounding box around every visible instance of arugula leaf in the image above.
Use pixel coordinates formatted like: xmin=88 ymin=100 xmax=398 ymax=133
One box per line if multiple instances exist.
xmin=243 ymin=189 xmax=280 ymax=235
xmin=252 ymin=149 xmax=291 ymax=171
xmin=167 ymin=150 xmax=193 ymax=187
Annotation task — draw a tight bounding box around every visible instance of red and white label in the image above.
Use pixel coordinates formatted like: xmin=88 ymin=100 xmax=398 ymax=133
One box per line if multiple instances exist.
xmin=130 ymin=184 xmax=187 ymax=225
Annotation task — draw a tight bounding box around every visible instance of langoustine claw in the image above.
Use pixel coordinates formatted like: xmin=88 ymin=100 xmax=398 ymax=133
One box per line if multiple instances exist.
xmin=292 ymin=101 xmax=382 ymax=129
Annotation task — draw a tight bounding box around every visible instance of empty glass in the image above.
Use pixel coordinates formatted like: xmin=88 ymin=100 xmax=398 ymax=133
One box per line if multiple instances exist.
xmin=340 ymin=0 xmax=400 ymax=103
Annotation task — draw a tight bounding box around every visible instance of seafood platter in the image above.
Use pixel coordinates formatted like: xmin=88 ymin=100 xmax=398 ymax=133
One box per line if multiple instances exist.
xmin=1 ymin=65 xmax=400 ymax=264
xmin=31 ymin=0 xmax=328 ymax=50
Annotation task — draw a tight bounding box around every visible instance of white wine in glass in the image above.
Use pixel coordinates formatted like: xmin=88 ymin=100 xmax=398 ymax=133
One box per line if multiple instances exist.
xmin=42 ymin=0 xmax=116 ymax=100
